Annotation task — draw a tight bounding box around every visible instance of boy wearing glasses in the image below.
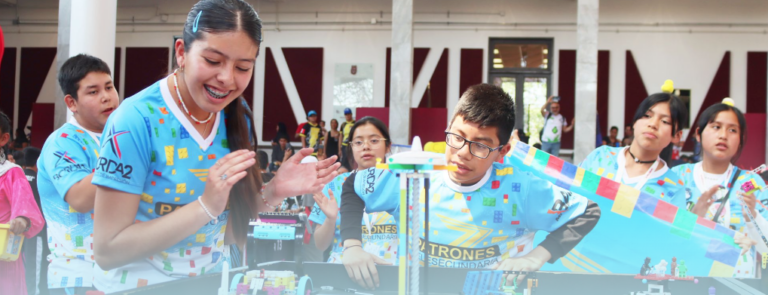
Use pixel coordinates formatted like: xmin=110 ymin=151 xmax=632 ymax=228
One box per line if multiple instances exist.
xmin=339 ymin=84 xmax=600 ymax=289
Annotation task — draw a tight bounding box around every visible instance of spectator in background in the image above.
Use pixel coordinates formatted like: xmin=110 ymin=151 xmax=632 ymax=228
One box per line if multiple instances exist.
xmin=607 ymin=126 xmax=621 ymax=147
xmin=324 ymin=119 xmax=340 ymax=162
xmin=623 ymin=125 xmax=634 ymax=143
xmin=21 ymin=146 xmax=48 ymax=295
xmin=515 ymin=128 xmax=529 ymax=144
xmin=622 ymin=137 xmax=633 ymax=147
xmin=271 ymin=136 xmax=294 ymax=172
xmin=540 ymin=96 xmax=574 ymax=156
xmin=339 ymin=108 xmax=355 ymax=172
xmin=671 ymin=140 xmax=684 ymax=165
xmin=10 ymin=150 xmax=23 ymax=165
xmin=295 ymin=122 xmax=307 ymax=139
xmin=301 ymin=110 xmax=323 ymax=156
xmin=0 ymin=110 xmax=45 ymax=295
xmin=257 ymin=150 xmax=273 ymax=184
xmin=693 ymin=135 xmax=702 ymax=162
xmin=317 ymin=120 xmax=327 ymax=160
xmin=272 ymin=122 xmax=288 ymax=146
xmin=14 ymin=127 xmax=29 ymax=150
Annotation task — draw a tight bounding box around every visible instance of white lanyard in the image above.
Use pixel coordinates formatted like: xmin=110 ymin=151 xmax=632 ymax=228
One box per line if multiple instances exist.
xmin=699 ymin=164 xmax=734 ymax=198
xmin=67 ymin=119 xmax=101 ymax=145
xmin=615 ymin=148 xmax=660 ymax=190
xmin=363 ymin=212 xmax=374 ymax=238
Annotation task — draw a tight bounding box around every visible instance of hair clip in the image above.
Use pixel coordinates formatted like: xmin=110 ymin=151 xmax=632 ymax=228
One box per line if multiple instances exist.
xmin=193 ymin=11 xmax=202 ymax=33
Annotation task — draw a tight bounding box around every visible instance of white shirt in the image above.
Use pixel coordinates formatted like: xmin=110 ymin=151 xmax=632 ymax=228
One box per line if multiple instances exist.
xmin=541 ymin=113 xmax=567 ymax=143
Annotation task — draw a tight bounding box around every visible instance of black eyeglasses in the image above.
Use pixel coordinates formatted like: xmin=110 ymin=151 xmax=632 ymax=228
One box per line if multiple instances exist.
xmin=444 ymin=131 xmax=503 ymax=159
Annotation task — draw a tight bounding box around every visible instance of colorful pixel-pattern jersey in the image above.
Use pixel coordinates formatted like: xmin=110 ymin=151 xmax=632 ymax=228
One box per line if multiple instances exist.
xmin=508 ymin=142 xmax=744 ymax=277
xmin=543 ymin=145 xmax=687 ymax=273
xmin=91 ymin=78 xmax=230 ymax=292
xmin=579 ymin=146 xmax=685 ymax=207
xmin=673 ymin=163 xmax=768 ymax=278
xmin=37 ymin=122 xmax=102 ymax=289
xmin=353 ymin=160 xmax=589 ymax=269
xmin=309 ymin=172 xmax=398 ymax=264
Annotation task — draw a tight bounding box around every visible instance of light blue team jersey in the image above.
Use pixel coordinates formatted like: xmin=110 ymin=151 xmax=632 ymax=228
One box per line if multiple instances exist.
xmin=672 ymin=163 xmax=768 ymax=230
xmin=308 ymin=172 xmax=398 ymax=264
xmin=37 ymin=122 xmax=102 ymax=289
xmin=542 ymin=145 xmax=686 ymax=273
xmin=672 ymin=163 xmax=768 ymax=277
xmin=579 ymin=146 xmax=686 ymax=207
xmin=352 ymin=158 xmax=589 ymax=269
xmin=91 ymin=78 xmax=230 ymax=292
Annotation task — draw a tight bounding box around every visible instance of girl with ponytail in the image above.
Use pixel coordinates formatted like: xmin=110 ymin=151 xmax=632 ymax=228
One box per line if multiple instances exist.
xmin=91 ymin=0 xmax=339 ymax=292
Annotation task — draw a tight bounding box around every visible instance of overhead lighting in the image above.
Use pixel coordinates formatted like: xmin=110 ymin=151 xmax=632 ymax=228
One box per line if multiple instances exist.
xmin=543 ymin=49 xmax=549 ymax=54
xmin=493 ymin=64 xmax=503 ymax=69
xmin=543 ymin=59 xmax=549 ymax=64
xmin=493 ymin=58 xmax=502 ymax=63
xmin=493 ymin=49 xmax=499 ymax=54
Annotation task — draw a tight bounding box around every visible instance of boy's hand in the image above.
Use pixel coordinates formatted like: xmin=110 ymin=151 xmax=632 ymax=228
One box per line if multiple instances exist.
xmin=493 ymin=246 xmax=550 ymax=286
xmin=342 ymin=243 xmax=392 ymax=289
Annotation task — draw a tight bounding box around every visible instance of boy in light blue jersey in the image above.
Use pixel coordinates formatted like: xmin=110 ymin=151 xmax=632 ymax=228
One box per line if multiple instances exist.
xmin=37 ymin=54 xmax=119 ymax=294
xmin=339 ymin=84 xmax=600 ymax=289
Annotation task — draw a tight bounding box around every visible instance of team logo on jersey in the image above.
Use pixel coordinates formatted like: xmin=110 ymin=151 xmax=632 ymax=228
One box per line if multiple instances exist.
xmin=53 ymin=151 xmax=77 ymax=166
xmin=104 ymin=126 xmax=130 ymax=159
xmin=189 ymin=169 xmax=209 ymax=182
xmin=547 ymin=188 xmax=572 ymax=221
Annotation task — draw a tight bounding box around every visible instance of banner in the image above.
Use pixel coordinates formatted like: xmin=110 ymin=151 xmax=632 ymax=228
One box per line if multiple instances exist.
xmin=506 ymin=142 xmax=751 ymax=278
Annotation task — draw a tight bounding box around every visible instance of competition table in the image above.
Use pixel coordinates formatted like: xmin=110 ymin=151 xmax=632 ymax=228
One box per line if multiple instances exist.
xmin=108 ymin=261 xmax=768 ymax=295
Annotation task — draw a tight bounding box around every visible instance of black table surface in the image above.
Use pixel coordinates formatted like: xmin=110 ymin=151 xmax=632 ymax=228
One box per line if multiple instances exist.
xmin=108 ymin=261 xmax=768 ymax=295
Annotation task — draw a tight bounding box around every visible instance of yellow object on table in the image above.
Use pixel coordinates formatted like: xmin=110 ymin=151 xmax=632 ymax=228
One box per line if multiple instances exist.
xmin=0 ymin=223 xmax=25 ymax=261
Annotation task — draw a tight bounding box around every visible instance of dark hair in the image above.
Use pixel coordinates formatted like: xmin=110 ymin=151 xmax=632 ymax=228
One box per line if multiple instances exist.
xmin=330 ymin=119 xmax=339 ymax=130
xmin=183 ymin=0 xmax=263 ymax=53
xmin=610 ymin=126 xmax=618 ymax=131
xmin=58 ymin=54 xmax=112 ymax=100
xmin=695 ymin=103 xmax=747 ymax=163
xmin=23 ymin=146 xmax=41 ymax=168
xmin=257 ymin=150 xmax=269 ymax=170
xmin=0 ymin=111 xmax=10 ymax=135
xmin=632 ymin=93 xmax=688 ymax=163
xmin=346 ymin=116 xmax=391 ymax=160
xmin=450 ymin=84 xmax=515 ymax=146
xmin=11 ymin=150 xmax=24 ymax=166
xmin=182 ymin=0 xmax=263 ymax=245
xmin=276 ymin=122 xmax=287 ymax=135
xmin=632 ymin=93 xmax=688 ymax=135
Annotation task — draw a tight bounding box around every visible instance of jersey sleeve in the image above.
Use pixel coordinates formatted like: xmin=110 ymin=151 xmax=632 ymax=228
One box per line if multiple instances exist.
xmin=352 ymin=167 xmax=402 ymax=214
xmin=39 ymin=132 xmax=95 ymax=200
xmin=92 ymin=105 xmax=152 ymax=195
xmin=522 ymin=172 xmax=589 ymax=232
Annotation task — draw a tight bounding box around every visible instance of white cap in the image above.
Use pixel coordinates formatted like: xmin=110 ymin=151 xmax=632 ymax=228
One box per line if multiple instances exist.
xmin=300 ymin=156 xmax=318 ymax=164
